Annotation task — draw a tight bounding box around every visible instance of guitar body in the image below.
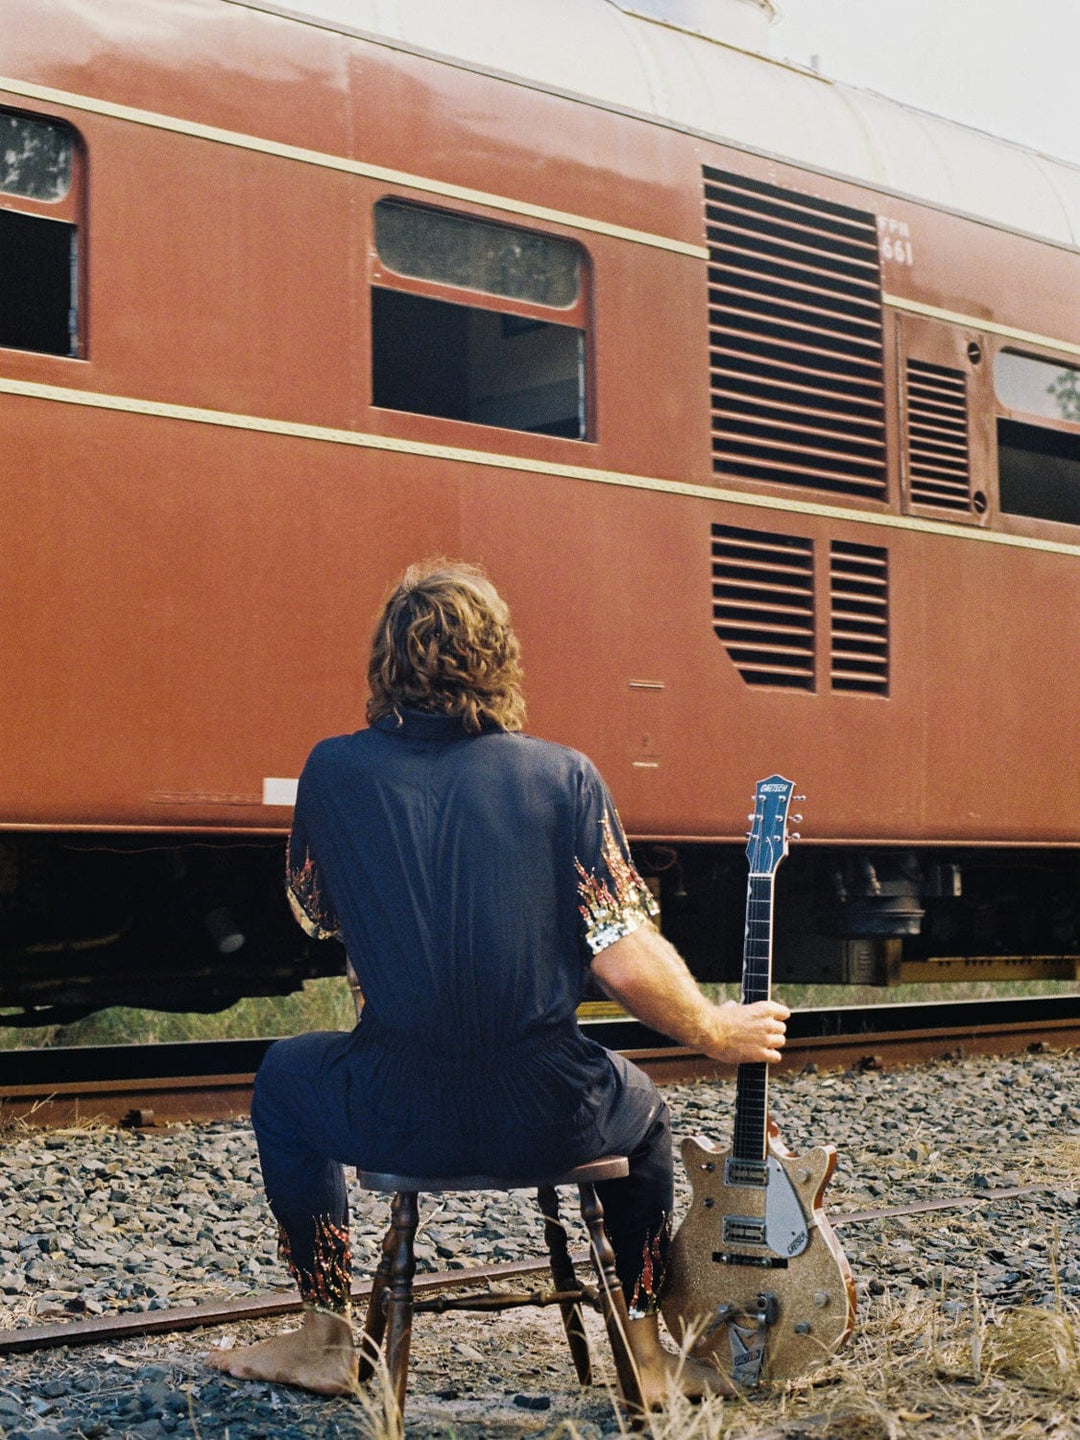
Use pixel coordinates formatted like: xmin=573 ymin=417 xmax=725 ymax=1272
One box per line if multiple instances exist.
xmin=662 ymin=1131 xmax=855 ymax=1384
xmin=661 ymin=776 xmax=855 ymax=1386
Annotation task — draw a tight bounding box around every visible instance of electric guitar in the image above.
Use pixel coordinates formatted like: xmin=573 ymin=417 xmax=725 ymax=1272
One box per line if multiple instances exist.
xmin=661 ymin=776 xmax=855 ymax=1386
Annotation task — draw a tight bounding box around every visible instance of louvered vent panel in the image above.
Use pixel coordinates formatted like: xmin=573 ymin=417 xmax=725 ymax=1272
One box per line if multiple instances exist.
xmin=830 ymin=541 xmax=889 ymax=694
xmin=712 ymin=523 xmax=815 ymax=688
xmin=705 ymin=168 xmax=887 ymax=500
xmin=906 ymin=359 xmax=972 ymax=511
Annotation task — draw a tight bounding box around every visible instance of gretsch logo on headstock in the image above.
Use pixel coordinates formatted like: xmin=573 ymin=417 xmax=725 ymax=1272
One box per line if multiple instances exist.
xmin=746 ymin=774 xmax=797 ymax=878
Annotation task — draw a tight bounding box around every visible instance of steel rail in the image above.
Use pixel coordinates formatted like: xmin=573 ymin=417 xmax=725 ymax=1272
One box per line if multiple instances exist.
xmin=1 ymin=996 xmax=1077 ymax=1126
xmin=0 ymin=1184 xmax=1052 ymax=1356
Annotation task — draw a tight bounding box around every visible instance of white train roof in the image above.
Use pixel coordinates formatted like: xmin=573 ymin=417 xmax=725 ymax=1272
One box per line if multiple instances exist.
xmin=228 ymin=0 xmax=1080 ymax=250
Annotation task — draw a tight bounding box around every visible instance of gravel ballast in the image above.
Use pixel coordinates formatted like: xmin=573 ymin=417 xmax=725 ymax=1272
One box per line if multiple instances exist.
xmin=1 ymin=1044 xmax=1078 ymax=1438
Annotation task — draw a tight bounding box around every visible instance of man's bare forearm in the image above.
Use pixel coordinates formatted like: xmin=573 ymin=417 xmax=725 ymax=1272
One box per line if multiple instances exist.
xmin=589 ymin=924 xmax=788 ymax=1066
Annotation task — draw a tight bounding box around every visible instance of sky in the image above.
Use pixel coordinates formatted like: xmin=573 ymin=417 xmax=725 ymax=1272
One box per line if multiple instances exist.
xmin=767 ymin=0 xmax=1080 ymax=167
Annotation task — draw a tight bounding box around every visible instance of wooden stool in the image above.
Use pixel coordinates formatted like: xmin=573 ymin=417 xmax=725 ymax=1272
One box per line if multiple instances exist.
xmin=355 ymin=1156 xmax=643 ymax=1419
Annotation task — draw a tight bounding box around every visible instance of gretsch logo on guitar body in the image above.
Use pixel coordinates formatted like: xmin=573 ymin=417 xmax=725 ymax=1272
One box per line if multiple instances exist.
xmin=660 ymin=776 xmax=856 ymax=1387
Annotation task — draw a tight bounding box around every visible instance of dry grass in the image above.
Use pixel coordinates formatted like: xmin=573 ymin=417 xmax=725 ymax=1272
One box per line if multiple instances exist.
xmin=459 ymin=1283 xmax=1080 ymax=1440
xmin=1013 ymin=1137 xmax=1080 ymax=1190
xmin=0 ymin=1100 xmax=114 ymax=1139
xmin=387 ymin=1285 xmax=1080 ymax=1440
xmin=12 ymin=1279 xmax=1073 ymax=1440
xmin=605 ymin=1291 xmax=1080 ymax=1440
xmin=351 ymin=1344 xmax=406 ymax=1440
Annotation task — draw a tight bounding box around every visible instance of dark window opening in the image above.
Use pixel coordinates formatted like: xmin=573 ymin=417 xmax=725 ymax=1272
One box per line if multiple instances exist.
xmin=997 ymin=418 xmax=1080 ymax=526
xmin=372 ymin=288 xmax=586 ymax=438
xmin=0 ymin=207 xmax=76 ymax=356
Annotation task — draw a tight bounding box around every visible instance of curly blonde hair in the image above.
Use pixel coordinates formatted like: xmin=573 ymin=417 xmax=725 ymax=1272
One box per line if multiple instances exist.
xmin=366 ymin=561 xmax=526 ymax=733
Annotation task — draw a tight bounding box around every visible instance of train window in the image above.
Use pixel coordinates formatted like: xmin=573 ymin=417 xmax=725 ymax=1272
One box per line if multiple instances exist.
xmin=997 ymin=420 xmax=1080 ymax=526
xmin=374 ymin=200 xmax=580 ymax=308
xmin=1 ymin=112 xmax=73 ymax=201
xmin=995 ymin=352 xmax=1080 ymax=525
xmin=371 ymin=200 xmax=588 ymax=439
xmin=995 ymin=352 xmax=1080 ymax=423
xmin=0 ymin=109 xmax=80 ymax=358
xmin=0 ymin=209 xmax=77 ymax=356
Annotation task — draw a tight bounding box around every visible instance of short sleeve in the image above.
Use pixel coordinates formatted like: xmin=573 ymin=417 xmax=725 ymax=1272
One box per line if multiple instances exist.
xmin=285 ymin=761 xmax=343 ymax=942
xmin=573 ymin=765 xmax=658 ymax=957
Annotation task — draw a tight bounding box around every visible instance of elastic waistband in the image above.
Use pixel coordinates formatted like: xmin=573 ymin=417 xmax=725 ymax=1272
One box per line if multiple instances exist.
xmin=354 ymin=1014 xmax=581 ymax=1068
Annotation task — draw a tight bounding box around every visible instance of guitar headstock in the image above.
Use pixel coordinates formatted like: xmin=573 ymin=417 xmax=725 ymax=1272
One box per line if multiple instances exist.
xmin=746 ymin=775 xmax=800 ymax=877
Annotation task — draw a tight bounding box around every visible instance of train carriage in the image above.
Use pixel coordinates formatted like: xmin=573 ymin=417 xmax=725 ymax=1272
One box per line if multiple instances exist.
xmin=1 ymin=0 xmax=1077 ymax=1021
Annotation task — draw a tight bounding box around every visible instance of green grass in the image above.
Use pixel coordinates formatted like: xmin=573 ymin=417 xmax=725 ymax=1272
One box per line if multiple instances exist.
xmin=0 ymin=976 xmax=357 ymax=1050
xmin=714 ymin=977 xmax=1079 ymax=1009
xmin=1 ymin=975 xmax=1075 ymax=1051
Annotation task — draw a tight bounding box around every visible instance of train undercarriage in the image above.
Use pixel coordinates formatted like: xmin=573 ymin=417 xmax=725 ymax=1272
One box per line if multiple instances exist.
xmin=1 ymin=834 xmax=1077 ymax=1026
xmin=0 ymin=835 xmax=342 ymax=1026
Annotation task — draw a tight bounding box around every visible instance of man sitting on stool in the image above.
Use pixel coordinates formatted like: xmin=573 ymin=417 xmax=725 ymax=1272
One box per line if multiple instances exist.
xmin=208 ymin=560 xmax=788 ymax=1405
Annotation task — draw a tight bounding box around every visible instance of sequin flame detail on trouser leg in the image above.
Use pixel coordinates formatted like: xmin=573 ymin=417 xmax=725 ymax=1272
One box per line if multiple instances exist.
xmin=628 ymin=1214 xmax=671 ymax=1319
xmin=277 ymin=1216 xmax=353 ymax=1316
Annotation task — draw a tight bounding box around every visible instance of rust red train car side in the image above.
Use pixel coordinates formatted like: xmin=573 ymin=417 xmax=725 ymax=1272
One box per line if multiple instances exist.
xmin=1 ymin=0 xmax=1077 ymax=1019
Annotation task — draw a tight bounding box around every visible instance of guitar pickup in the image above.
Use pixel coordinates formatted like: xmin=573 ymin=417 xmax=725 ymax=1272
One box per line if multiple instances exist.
xmin=722 ymin=1216 xmax=768 ymax=1246
xmin=712 ymin=1250 xmax=789 ymax=1269
xmin=725 ymin=1158 xmax=769 ymax=1187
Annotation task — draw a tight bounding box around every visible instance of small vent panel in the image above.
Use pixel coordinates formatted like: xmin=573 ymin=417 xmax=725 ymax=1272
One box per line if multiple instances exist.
xmin=905 ymin=359 xmax=971 ymax=511
xmin=829 ymin=541 xmax=889 ymax=694
xmin=712 ymin=523 xmax=815 ymax=689
xmin=705 ymin=168 xmax=888 ymax=501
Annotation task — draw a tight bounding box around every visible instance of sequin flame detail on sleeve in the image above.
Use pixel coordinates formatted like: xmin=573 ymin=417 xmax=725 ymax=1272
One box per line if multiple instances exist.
xmin=286 ymin=849 xmax=342 ymax=942
xmin=277 ymin=1216 xmax=352 ymax=1316
xmin=575 ymin=811 xmax=659 ymax=955
xmin=628 ymin=1213 xmax=671 ymax=1319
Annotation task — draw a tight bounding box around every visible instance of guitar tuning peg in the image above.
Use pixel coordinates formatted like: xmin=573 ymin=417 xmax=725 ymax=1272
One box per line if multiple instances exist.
xmin=790 ymin=813 xmax=803 ymax=824
xmin=747 ymin=813 xmax=756 ymax=822
xmin=789 ymin=831 xmax=801 ymax=842
xmin=794 ymin=794 xmax=807 ymax=802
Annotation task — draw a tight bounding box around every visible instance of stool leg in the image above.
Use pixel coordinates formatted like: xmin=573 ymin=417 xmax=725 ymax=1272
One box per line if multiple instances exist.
xmin=537 ymin=1184 xmax=592 ymax=1386
xmin=384 ymin=1190 xmax=418 ymax=1422
xmin=358 ymin=1205 xmax=397 ymax=1383
xmin=578 ymin=1182 xmax=644 ymax=1415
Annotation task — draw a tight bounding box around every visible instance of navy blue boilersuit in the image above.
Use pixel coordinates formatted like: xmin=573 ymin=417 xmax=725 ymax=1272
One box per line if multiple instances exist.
xmin=254 ymin=710 xmax=672 ymax=1314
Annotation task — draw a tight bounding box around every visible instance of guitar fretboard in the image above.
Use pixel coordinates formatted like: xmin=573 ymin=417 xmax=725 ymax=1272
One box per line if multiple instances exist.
xmin=732 ymin=873 xmax=774 ymax=1163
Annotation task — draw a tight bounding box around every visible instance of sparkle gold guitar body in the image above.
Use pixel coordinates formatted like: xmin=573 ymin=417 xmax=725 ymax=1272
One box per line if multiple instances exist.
xmin=661 ymin=776 xmax=855 ymax=1386
xmin=662 ymin=1129 xmax=855 ymax=1384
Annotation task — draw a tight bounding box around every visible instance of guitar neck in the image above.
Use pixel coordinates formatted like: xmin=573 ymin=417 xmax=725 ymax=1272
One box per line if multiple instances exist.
xmin=732 ymin=872 xmax=775 ymax=1164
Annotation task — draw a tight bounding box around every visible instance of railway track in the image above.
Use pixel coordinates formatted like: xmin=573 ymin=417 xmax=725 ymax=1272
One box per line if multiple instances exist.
xmin=1 ymin=994 xmax=1078 ymax=1127
xmin=0 ymin=1181 xmax=1052 ymax=1357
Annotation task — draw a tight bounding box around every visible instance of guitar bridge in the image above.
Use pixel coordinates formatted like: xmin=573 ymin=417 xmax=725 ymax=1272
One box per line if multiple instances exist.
xmin=725 ymin=1158 xmax=768 ymax=1187
xmin=722 ymin=1216 xmax=768 ymax=1246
